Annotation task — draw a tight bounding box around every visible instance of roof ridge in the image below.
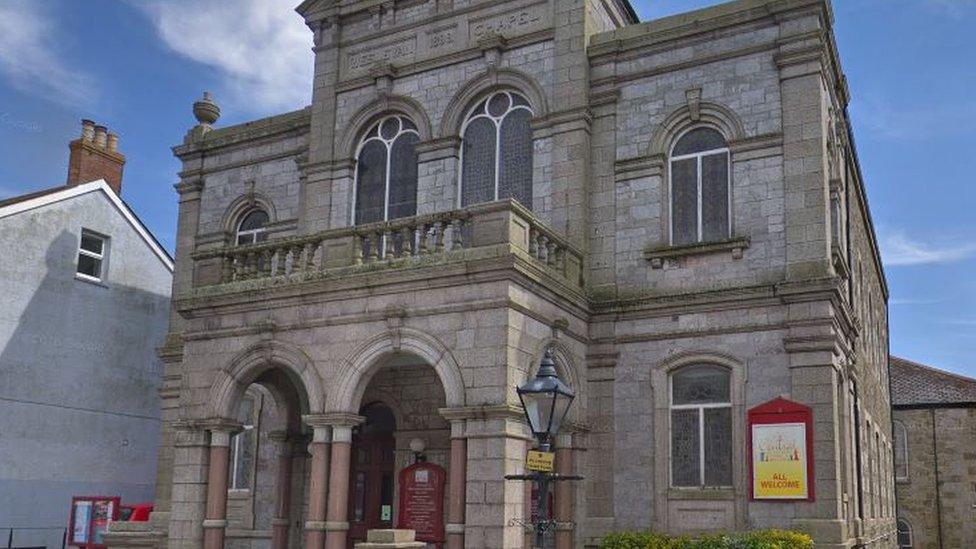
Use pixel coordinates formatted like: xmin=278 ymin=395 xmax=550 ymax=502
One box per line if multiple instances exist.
xmin=891 ymin=355 xmax=976 ymax=386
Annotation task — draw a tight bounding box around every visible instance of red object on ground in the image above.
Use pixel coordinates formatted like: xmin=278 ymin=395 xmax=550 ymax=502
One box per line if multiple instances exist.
xmin=124 ymin=504 xmax=153 ymax=522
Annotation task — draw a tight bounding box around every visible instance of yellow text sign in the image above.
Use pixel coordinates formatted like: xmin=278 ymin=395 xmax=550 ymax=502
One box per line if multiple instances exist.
xmin=526 ymin=450 xmax=555 ymax=473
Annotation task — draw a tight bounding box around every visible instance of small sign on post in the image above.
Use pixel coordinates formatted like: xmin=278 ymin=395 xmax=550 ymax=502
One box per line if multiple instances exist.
xmin=526 ymin=450 xmax=555 ymax=472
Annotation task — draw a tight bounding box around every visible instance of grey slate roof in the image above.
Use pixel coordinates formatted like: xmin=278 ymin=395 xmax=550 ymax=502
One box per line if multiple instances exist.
xmin=890 ymin=356 xmax=976 ymax=407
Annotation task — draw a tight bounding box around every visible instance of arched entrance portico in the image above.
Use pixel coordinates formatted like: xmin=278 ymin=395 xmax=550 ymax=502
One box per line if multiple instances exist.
xmin=321 ymin=330 xmax=468 ymax=549
xmin=201 ymin=341 xmax=325 ymax=549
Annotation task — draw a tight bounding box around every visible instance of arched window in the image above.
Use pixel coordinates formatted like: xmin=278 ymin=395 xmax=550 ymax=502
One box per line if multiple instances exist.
xmin=354 ymin=115 xmax=419 ymax=225
xmin=460 ymin=91 xmax=533 ymax=209
xmin=894 ymin=420 xmax=909 ymax=481
xmin=229 ymin=395 xmax=257 ymax=490
xmin=669 ymin=127 xmax=731 ymax=245
xmin=897 ymin=519 xmax=913 ymax=548
xmin=670 ymin=364 xmax=732 ymax=487
xmin=236 ymin=209 xmax=269 ymax=245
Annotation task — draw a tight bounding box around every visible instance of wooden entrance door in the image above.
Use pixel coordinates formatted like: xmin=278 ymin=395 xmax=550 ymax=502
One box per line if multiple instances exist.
xmin=348 ymin=403 xmax=396 ymax=546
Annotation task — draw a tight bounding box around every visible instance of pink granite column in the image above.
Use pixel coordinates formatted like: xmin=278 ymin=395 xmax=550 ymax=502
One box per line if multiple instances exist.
xmin=303 ymin=424 xmax=331 ymax=549
xmin=324 ymin=425 xmax=354 ymax=549
xmin=523 ymin=481 xmax=534 ymax=549
xmin=554 ymin=433 xmax=575 ymax=549
xmin=446 ymin=420 xmax=467 ymax=549
xmin=203 ymin=427 xmax=233 ymax=549
xmin=269 ymin=432 xmax=294 ymax=549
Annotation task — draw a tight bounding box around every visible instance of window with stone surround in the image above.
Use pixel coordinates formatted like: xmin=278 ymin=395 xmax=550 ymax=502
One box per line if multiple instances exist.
xmin=896 ymin=519 xmax=913 ymax=548
xmin=229 ymin=396 xmax=256 ymax=491
xmin=354 ymin=115 xmax=419 ymax=225
xmin=894 ymin=420 xmax=908 ymax=481
xmin=669 ymin=364 xmax=733 ymax=488
xmin=669 ymin=127 xmax=731 ymax=246
xmin=460 ymin=91 xmax=533 ymax=209
xmin=235 ymin=209 xmax=269 ymax=246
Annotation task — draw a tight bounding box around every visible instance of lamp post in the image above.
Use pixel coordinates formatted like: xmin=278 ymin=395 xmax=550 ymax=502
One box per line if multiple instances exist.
xmin=507 ymin=349 xmax=582 ymax=549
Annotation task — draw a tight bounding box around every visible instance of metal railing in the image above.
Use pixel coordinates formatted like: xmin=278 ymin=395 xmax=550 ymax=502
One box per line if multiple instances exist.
xmin=2 ymin=527 xmax=66 ymax=549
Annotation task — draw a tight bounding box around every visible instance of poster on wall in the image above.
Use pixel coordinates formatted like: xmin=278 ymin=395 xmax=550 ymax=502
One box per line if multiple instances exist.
xmin=68 ymin=496 xmax=120 ymax=549
xmin=748 ymin=397 xmax=815 ymax=502
xmin=752 ymin=422 xmax=808 ymax=499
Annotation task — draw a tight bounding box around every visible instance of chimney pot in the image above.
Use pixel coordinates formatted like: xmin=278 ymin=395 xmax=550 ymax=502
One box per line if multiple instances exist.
xmin=81 ymin=119 xmax=95 ymax=143
xmin=67 ymin=122 xmax=125 ymax=195
xmin=93 ymin=125 xmax=108 ymax=148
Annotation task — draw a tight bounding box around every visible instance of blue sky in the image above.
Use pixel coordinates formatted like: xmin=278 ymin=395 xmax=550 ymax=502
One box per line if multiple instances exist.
xmin=1 ymin=0 xmax=974 ymax=377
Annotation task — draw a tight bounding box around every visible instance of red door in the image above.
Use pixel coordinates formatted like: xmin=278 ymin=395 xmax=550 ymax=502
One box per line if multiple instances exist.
xmin=348 ymin=434 xmax=396 ymax=546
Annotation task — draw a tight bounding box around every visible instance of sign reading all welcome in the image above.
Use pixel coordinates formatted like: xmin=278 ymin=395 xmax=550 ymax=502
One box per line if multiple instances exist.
xmin=748 ymin=397 xmax=815 ymax=502
xmin=752 ymin=423 xmax=808 ymax=499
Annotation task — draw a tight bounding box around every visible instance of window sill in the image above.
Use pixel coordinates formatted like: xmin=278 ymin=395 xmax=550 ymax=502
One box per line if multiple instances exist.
xmin=667 ymin=487 xmax=735 ymax=501
xmin=75 ymin=273 xmax=108 ymax=287
xmin=644 ymin=237 xmax=750 ymax=268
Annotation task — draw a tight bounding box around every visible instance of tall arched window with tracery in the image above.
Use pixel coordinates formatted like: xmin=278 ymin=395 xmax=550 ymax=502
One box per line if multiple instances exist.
xmin=460 ymin=91 xmax=534 ymax=209
xmin=236 ymin=209 xmax=269 ymax=245
xmin=354 ymin=115 xmax=420 ymax=225
xmin=669 ymin=127 xmax=731 ymax=245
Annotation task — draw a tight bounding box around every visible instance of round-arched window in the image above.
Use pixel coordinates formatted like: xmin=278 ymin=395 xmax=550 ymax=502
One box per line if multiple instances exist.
xmin=354 ymin=115 xmax=419 ymax=225
xmin=896 ymin=519 xmax=913 ymax=548
xmin=669 ymin=364 xmax=732 ymax=488
xmin=236 ymin=209 xmax=269 ymax=245
xmin=669 ymin=127 xmax=731 ymax=245
xmin=460 ymin=91 xmax=534 ymax=209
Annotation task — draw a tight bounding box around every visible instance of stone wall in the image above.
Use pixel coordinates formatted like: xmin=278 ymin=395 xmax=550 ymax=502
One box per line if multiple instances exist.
xmin=895 ymin=407 xmax=976 ymax=549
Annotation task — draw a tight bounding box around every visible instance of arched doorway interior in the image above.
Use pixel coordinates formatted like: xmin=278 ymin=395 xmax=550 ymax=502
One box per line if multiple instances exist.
xmin=349 ymin=402 xmax=397 ymax=543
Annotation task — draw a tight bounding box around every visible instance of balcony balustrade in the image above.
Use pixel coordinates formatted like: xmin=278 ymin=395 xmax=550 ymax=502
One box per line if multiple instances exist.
xmin=189 ymin=200 xmax=583 ymax=297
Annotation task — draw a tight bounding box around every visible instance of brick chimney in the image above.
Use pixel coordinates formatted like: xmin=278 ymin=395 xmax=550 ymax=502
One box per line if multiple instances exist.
xmin=67 ymin=119 xmax=126 ymax=195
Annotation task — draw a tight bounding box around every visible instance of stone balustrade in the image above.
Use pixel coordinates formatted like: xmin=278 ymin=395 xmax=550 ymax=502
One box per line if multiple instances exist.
xmin=191 ymin=199 xmax=583 ymax=292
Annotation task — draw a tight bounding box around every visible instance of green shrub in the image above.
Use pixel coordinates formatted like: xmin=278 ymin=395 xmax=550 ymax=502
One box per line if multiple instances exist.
xmin=599 ymin=529 xmax=813 ymax=549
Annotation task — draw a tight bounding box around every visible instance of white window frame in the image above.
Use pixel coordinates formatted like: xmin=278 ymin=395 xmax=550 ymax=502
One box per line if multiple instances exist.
xmin=76 ymin=230 xmax=107 ymax=282
xmin=668 ymin=127 xmax=732 ymax=246
xmin=235 ymin=209 xmax=269 ymax=246
xmin=456 ymin=91 xmax=534 ymax=209
xmin=894 ymin=420 xmax=908 ymax=482
xmin=228 ymin=423 xmax=254 ymax=491
xmin=668 ymin=366 xmax=733 ymax=488
xmin=350 ymin=115 xmax=420 ymax=226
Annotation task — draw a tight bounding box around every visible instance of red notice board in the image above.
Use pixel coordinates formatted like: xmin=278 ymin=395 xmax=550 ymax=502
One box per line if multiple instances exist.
xmin=68 ymin=496 xmax=121 ymax=549
xmin=396 ymin=462 xmax=446 ymax=544
xmin=748 ymin=397 xmax=815 ymax=502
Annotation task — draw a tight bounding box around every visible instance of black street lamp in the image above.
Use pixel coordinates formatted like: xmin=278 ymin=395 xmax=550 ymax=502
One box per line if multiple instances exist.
xmin=508 ymin=348 xmax=582 ymax=549
xmin=516 ymin=348 xmax=575 ymax=453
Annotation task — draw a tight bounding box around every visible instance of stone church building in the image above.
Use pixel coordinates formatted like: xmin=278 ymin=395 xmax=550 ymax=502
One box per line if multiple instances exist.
xmin=121 ymin=0 xmax=896 ymax=548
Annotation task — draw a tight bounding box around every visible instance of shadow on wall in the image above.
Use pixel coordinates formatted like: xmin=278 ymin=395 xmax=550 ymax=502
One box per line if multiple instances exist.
xmin=0 ymin=230 xmax=171 ymax=546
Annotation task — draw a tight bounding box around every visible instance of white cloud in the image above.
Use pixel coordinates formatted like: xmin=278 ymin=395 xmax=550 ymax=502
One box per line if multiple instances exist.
xmin=881 ymin=231 xmax=976 ymax=266
xmin=890 ymin=297 xmax=943 ymax=306
xmin=138 ymin=0 xmax=313 ymax=115
xmin=0 ymin=1 xmax=97 ymax=107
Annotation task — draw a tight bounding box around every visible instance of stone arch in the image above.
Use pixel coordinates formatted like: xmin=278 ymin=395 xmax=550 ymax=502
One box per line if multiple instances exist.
xmin=209 ymin=340 xmax=325 ymax=421
xmin=647 ymin=101 xmax=746 ymax=157
xmin=438 ymin=67 xmax=549 ymax=138
xmin=220 ymin=193 xmax=277 ymax=235
xmin=337 ymin=94 xmax=434 ymax=160
xmin=326 ymin=328 xmax=465 ymax=413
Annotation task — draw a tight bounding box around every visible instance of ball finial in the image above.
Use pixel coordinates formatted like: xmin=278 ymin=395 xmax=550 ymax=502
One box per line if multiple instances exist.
xmin=193 ymin=91 xmax=220 ymax=126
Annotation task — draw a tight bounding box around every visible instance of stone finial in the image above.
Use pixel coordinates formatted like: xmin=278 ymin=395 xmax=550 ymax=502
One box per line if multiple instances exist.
xmin=193 ymin=91 xmax=221 ymax=126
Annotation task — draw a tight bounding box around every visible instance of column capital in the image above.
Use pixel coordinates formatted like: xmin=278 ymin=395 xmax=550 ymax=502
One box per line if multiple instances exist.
xmin=199 ymin=418 xmax=243 ymax=447
xmin=438 ymin=404 xmax=524 ymax=422
xmin=303 ymin=411 xmax=365 ymax=429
